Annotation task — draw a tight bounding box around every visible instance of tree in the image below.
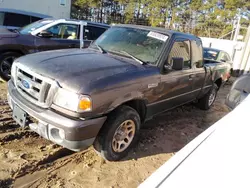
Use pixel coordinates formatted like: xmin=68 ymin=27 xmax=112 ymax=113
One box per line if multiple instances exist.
xmin=71 ymin=0 xmax=250 ymax=38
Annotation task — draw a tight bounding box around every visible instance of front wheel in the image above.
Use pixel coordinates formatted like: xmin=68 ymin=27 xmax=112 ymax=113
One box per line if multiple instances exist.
xmin=0 ymin=52 xmax=21 ymax=81
xmin=94 ymin=105 xmax=140 ymax=161
xmin=197 ymin=84 xmax=218 ymax=110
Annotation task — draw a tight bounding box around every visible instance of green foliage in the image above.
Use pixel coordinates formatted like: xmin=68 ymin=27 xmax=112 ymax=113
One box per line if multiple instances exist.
xmin=71 ymin=0 xmax=250 ymax=38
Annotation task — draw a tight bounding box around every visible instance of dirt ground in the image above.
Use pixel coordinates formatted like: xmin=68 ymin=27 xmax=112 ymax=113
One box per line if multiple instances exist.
xmin=0 ymin=80 xmax=232 ymax=188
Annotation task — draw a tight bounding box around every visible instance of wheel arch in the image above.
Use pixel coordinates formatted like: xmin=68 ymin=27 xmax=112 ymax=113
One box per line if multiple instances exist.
xmin=106 ymin=91 xmax=148 ymax=123
xmin=107 ymin=98 xmax=147 ymax=123
xmin=0 ymin=48 xmax=26 ymax=56
xmin=214 ymin=78 xmax=222 ymax=89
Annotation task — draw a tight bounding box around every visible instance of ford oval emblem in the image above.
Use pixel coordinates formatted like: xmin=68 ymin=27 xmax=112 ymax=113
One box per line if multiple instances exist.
xmin=21 ymin=80 xmax=30 ymax=89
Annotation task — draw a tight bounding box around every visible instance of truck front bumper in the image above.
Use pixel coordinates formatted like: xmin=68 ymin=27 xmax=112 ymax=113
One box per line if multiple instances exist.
xmin=7 ymin=81 xmax=107 ymax=151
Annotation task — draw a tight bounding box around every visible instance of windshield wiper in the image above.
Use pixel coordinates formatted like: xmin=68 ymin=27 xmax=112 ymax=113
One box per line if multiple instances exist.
xmin=95 ymin=44 xmax=107 ymax=54
xmin=120 ymin=51 xmax=145 ymax=65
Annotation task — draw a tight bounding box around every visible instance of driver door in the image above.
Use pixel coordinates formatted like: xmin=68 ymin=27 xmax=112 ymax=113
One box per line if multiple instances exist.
xmin=147 ymin=39 xmax=196 ymax=117
xmin=158 ymin=39 xmax=195 ymax=111
xmin=35 ymin=23 xmax=80 ymax=52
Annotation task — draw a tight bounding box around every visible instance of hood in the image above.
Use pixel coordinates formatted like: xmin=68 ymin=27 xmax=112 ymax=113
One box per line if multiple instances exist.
xmin=16 ymin=49 xmax=142 ymax=92
xmin=0 ymin=28 xmax=19 ymax=39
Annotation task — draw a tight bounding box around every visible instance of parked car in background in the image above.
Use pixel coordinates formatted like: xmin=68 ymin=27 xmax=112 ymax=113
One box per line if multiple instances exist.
xmin=203 ymin=47 xmax=233 ymax=74
xmin=8 ymin=25 xmax=228 ymax=161
xmin=139 ymin=94 xmax=250 ymax=188
xmin=0 ymin=18 xmax=109 ymax=80
xmin=0 ymin=8 xmax=52 ymax=30
xmin=225 ymin=73 xmax=250 ymax=109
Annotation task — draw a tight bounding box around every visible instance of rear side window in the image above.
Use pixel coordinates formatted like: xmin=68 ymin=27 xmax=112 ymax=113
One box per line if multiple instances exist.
xmin=4 ymin=13 xmax=31 ymax=27
xmin=168 ymin=40 xmax=191 ymax=69
xmin=191 ymin=39 xmax=203 ymax=68
xmin=84 ymin=26 xmax=107 ymax=40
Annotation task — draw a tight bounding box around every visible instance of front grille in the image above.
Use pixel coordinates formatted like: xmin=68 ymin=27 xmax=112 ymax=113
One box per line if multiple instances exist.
xmin=14 ymin=65 xmax=59 ymax=108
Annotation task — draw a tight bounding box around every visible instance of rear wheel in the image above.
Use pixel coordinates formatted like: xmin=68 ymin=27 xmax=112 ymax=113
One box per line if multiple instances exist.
xmin=94 ymin=105 xmax=140 ymax=161
xmin=197 ymin=84 xmax=218 ymax=110
xmin=0 ymin=52 xmax=21 ymax=81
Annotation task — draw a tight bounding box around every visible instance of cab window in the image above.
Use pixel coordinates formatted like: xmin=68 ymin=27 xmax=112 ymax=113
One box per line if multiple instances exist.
xmin=45 ymin=24 xmax=79 ymax=40
xmin=168 ymin=40 xmax=191 ymax=69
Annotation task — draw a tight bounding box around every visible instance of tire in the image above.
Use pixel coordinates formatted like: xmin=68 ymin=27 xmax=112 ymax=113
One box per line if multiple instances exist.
xmin=94 ymin=105 xmax=141 ymax=161
xmin=197 ymin=84 xmax=218 ymax=110
xmin=0 ymin=52 xmax=21 ymax=81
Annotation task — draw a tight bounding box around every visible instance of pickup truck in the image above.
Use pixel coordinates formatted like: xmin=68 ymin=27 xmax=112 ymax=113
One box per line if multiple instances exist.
xmin=0 ymin=18 xmax=109 ymax=81
xmin=204 ymin=47 xmax=233 ymax=76
xmin=8 ymin=25 xmax=228 ymax=161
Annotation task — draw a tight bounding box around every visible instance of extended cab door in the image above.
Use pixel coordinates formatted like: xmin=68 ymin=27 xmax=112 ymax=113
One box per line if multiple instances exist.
xmin=35 ymin=23 xmax=80 ymax=51
xmin=147 ymin=38 xmax=196 ymax=115
xmin=190 ymin=39 xmax=209 ymax=98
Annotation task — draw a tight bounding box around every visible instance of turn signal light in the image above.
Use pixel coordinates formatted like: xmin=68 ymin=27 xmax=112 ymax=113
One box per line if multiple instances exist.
xmin=79 ymin=97 xmax=92 ymax=111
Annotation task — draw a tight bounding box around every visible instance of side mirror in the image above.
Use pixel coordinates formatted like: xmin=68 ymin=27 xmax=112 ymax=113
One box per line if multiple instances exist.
xmin=164 ymin=57 xmax=184 ymax=72
xmin=172 ymin=57 xmax=184 ymax=70
xmin=38 ymin=30 xmax=54 ymax=38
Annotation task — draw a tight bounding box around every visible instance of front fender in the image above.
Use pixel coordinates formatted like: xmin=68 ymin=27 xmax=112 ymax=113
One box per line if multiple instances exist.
xmin=108 ymin=91 xmax=146 ymax=112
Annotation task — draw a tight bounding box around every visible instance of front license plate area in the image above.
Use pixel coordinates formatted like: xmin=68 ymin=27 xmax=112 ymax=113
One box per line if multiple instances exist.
xmin=13 ymin=105 xmax=27 ymax=127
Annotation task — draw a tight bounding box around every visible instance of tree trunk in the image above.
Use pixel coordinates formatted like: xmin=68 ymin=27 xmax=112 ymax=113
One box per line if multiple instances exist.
xmin=100 ymin=0 xmax=103 ymax=23
xmin=136 ymin=0 xmax=141 ymax=24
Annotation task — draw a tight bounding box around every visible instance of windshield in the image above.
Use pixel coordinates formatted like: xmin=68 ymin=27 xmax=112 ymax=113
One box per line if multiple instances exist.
xmin=94 ymin=27 xmax=168 ymax=65
xmin=203 ymin=49 xmax=219 ymax=60
xmin=19 ymin=19 xmax=54 ymax=34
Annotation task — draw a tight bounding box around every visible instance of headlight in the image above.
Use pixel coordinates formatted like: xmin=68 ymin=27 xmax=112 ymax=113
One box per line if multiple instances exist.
xmin=53 ymin=88 xmax=92 ymax=112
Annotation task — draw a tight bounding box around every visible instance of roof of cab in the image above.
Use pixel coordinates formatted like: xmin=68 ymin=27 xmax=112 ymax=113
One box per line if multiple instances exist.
xmin=203 ymin=47 xmax=221 ymax=52
xmin=0 ymin=8 xmax=52 ymax=18
xmin=113 ymin=24 xmax=199 ymax=39
xmin=63 ymin=19 xmax=110 ymax=27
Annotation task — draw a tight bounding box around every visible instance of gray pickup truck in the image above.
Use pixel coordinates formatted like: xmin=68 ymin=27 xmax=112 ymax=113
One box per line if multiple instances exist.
xmin=8 ymin=25 xmax=228 ymax=161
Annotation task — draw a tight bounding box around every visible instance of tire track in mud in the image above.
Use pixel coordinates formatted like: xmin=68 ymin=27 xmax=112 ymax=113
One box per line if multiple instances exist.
xmin=0 ymin=130 xmax=39 ymax=144
xmin=13 ymin=149 xmax=91 ymax=187
xmin=0 ymin=123 xmax=20 ymax=134
xmin=0 ymin=100 xmax=8 ymax=106
xmin=0 ymin=178 xmax=13 ymax=188
xmin=15 ymin=148 xmax=89 ymax=178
